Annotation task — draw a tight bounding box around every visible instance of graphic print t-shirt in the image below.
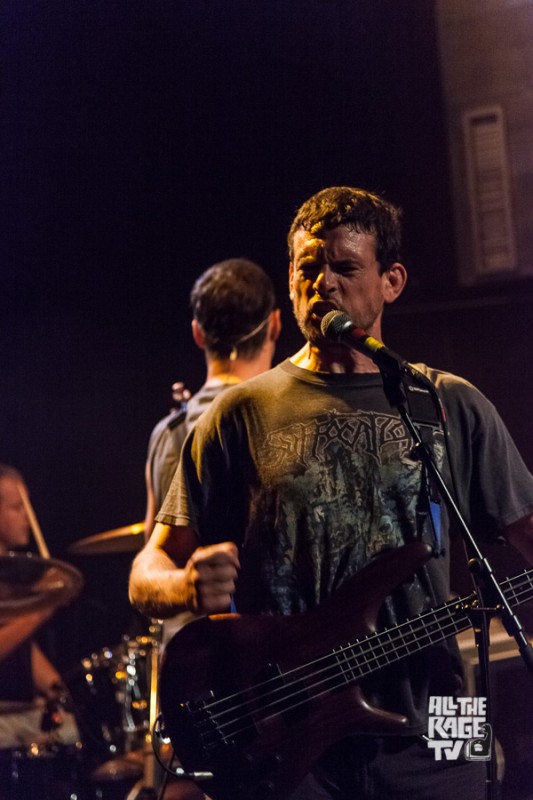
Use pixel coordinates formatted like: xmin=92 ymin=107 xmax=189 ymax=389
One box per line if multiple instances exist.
xmin=160 ymin=360 xmax=448 ymax=614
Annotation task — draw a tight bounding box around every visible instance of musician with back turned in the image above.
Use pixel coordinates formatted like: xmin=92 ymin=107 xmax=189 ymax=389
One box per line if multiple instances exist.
xmin=144 ymin=257 xmax=281 ymax=542
xmin=140 ymin=258 xmax=281 ymax=800
xmin=143 ymin=258 xmax=281 ymax=652
xmin=129 ymin=187 xmax=533 ymax=800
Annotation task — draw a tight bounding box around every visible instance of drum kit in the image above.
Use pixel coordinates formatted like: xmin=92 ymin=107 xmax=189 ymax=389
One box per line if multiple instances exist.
xmin=0 ymin=520 xmax=204 ymax=800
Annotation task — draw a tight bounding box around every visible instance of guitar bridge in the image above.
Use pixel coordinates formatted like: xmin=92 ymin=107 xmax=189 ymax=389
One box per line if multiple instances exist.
xmin=187 ymin=687 xmax=259 ymax=756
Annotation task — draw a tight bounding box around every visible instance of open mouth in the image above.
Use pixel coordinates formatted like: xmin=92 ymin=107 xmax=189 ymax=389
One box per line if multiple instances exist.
xmin=309 ymin=301 xmax=337 ymax=320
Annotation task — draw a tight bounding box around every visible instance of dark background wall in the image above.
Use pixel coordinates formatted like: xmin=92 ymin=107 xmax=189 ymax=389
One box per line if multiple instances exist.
xmin=2 ymin=1 xmax=533 ymax=665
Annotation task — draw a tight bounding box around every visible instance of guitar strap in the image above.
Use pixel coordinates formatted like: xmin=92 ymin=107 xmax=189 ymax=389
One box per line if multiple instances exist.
xmin=393 ymin=378 xmax=461 ymax=697
xmin=404 ymin=379 xmax=445 ymax=557
xmin=417 ymin=460 xmax=443 ymax=557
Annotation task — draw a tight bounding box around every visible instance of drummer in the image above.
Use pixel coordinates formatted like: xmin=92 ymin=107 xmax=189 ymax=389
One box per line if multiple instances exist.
xmin=0 ymin=464 xmax=78 ymax=749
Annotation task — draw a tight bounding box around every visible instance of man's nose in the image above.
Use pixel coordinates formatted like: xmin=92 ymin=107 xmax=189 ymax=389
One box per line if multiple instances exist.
xmin=312 ymin=265 xmax=335 ymax=294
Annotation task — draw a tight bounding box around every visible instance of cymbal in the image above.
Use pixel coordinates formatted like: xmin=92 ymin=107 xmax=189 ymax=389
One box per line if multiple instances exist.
xmin=68 ymin=522 xmax=145 ymax=555
xmin=0 ymin=552 xmax=84 ymax=619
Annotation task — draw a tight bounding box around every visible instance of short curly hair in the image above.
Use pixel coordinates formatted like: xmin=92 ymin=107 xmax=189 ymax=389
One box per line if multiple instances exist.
xmin=288 ymin=186 xmax=402 ymax=272
xmin=190 ymin=258 xmax=276 ymax=359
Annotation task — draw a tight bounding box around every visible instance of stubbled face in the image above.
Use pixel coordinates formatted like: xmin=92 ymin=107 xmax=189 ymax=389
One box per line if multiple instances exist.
xmin=0 ymin=477 xmax=30 ymax=552
xmin=289 ymin=225 xmax=390 ymax=345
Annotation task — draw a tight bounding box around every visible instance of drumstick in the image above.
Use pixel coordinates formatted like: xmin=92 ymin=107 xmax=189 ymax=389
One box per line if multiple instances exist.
xmin=17 ymin=480 xmax=51 ymax=559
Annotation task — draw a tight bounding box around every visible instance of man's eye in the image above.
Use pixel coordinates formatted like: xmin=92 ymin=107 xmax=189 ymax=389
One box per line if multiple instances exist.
xmin=298 ymin=262 xmax=317 ymax=275
xmin=334 ymin=262 xmax=357 ymax=274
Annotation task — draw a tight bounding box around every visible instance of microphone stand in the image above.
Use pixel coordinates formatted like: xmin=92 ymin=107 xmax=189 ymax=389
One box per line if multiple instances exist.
xmin=379 ymin=362 xmax=533 ymax=800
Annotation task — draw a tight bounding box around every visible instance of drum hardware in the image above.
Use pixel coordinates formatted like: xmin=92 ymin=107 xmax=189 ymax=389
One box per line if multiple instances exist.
xmin=66 ymin=635 xmax=159 ymax=787
xmin=122 ymin=714 xmax=211 ymax=800
xmin=103 ymin=621 xmax=211 ymax=800
xmin=123 ymin=623 xmax=164 ymax=799
xmin=52 ymin=515 xmax=212 ymax=797
xmin=40 ymin=697 xmax=63 ymax=733
xmin=120 ymin=636 xmax=153 ymax=743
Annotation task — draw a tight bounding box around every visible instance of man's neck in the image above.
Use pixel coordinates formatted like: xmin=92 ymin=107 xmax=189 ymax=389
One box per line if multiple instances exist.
xmin=205 ymin=350 xmax=272 ymax=386
xmin=290 ymin=342 xmax=380 ymax=374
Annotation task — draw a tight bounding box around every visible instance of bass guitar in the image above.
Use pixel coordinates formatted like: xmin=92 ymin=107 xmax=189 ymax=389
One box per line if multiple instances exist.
xmin=159 ymin=541 xmax=533 ymax=800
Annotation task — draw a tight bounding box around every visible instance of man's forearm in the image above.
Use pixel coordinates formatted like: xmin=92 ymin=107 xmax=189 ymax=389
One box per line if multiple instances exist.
xmin=129 ymin=547 xmax=194 ymax=619
xmin=129 ymin=523 xmax=239 ymax=617
xmin=0 ymin=609 xmax=53 ymax=662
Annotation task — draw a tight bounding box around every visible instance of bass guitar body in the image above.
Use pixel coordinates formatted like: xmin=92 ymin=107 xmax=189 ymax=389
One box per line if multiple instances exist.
xmin=159 ymin=542 xmax=433 ymax=800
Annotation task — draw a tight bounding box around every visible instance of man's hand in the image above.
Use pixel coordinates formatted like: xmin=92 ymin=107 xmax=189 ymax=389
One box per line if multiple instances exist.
xmin=129 ymin=525 xmax=238 ymax=619
xmin=183 ymin=542 xmax=240 ymax=614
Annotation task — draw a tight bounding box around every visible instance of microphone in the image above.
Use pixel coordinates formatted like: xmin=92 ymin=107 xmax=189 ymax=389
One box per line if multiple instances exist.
xmin=320 ymin=310 xmax=411 ymax=376
xmin=321 ymin=310 xmax=445 ymax=423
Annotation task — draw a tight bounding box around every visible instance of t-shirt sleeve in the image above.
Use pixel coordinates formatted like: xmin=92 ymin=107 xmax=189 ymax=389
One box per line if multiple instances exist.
xmin=147 ymin=412 xmax=188 ymax=512
xmin=155 ymin=429 xmax=201 ymax=529
xmin=439 ymin=375 xmax=533 ymax=538
xmin=155 ymin=407 xmax=240 ymax=540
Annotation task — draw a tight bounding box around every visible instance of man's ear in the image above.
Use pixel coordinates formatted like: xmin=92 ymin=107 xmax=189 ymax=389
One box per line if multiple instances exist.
xmin=191 ymin=319 xmax=206 ymax=349
xmin=268 ymin=308 xmax=282 ymax=342
xmin=289 ymin=262 xmax=297 ymax=300
xmin=382 ymin=262 xmax=407 ymax=304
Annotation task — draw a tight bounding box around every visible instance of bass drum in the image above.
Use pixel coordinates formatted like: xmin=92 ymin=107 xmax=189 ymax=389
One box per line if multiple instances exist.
xmin=0 ymin=742 xmax=82 ymax=800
